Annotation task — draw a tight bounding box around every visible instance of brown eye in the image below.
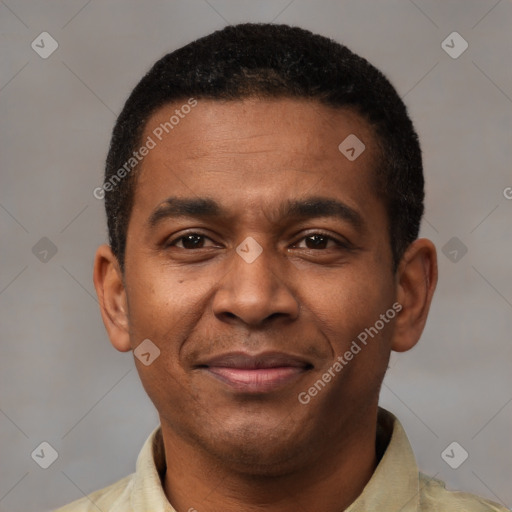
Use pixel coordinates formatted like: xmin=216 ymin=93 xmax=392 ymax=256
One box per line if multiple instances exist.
xmin=294 ymin=233 xmax=346 ymax=250
xmin=168 ymin=233 xmax=215 ymax=249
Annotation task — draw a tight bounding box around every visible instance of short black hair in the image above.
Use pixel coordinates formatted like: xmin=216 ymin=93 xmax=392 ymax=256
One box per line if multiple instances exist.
xmin=104 ymin=22 xmax=424 ymax=272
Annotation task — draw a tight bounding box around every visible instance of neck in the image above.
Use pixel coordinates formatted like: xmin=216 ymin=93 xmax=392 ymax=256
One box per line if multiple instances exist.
xmin=161 ymin=410 xmax=379 ymax=512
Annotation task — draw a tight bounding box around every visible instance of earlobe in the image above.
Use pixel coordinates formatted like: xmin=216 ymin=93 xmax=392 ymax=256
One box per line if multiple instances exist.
xmin=92 ymin=244 xmax=132 ymax=352
xmin=391 ymin=238 xmax=438 ymax=353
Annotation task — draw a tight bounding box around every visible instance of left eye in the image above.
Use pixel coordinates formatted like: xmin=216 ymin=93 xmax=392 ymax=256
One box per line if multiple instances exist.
xmin=293 ymin=233 xmax=344 ymax=250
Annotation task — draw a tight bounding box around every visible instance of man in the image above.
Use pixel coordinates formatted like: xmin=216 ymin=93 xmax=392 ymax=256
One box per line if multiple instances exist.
xmin=55 ymin=23 xmax=507 ymax=512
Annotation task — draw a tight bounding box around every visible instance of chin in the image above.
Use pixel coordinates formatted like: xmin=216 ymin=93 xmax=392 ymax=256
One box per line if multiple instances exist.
xmin=200 ymin=419 xmax=314 ymax=477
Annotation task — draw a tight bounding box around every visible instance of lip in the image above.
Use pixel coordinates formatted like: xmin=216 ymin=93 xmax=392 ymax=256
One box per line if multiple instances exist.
xmin=197 ymin=351 xmax=313 ymax=393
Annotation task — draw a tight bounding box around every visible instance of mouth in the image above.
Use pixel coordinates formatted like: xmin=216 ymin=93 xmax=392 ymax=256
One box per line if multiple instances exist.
xmin=196 ymin=351 xmax=314 ymax=393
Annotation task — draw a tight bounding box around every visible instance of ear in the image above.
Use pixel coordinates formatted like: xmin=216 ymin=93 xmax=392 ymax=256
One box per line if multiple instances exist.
xmin=391 ymin=238 xmax=438 ymax=353
xmin=93 ymin=244 xmax=131 ymax=352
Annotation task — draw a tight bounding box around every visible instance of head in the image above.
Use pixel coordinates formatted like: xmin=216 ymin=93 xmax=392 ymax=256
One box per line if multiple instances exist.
xmin=93 ymin=23 xmax=437 ymax=475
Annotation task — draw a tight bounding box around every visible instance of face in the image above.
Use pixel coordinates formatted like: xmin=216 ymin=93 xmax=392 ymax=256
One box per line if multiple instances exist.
xmin=100 ymin=98 xmax=411 ymax=474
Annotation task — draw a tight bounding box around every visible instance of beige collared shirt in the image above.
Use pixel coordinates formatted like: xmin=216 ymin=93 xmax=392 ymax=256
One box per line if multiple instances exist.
xmin=54 ymin=408 xmax=508 ymax=511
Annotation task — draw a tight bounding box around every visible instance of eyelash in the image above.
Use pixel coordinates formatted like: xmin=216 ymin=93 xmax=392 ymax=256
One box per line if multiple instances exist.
xmin=166 ymin=231 xmax=351 ymax=250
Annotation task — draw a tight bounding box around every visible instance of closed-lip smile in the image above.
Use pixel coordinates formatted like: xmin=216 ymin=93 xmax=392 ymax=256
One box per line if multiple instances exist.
xmin=196 ymin=351 xmax=313 ymax=393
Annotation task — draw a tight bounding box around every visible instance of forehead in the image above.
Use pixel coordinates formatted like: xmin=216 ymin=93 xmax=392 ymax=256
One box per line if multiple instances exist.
xmin=141 ymin=97 xmax=376 ymax=162
xmin=131 ymin=98 xmax=382 ymax=222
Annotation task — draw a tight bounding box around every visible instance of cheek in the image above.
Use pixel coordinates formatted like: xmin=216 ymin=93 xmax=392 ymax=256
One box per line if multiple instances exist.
xmin=124 ymin=270 xmax=202 ymax=416
xmin=308 ymin=271 xmax=394 ymax=406
xmin=124 ymin=266 xmax=211 ymax=353
xmin=305 ymin=265 xmax=394 ymax=355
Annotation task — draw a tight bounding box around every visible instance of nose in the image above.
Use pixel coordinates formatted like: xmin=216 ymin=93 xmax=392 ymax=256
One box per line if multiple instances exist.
xmin=212 ymin=240 xmax=300 ymax=328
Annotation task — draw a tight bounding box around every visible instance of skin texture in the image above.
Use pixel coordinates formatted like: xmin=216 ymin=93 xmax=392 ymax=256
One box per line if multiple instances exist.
xmin=93 ymin=98 xmax=438 ymax=512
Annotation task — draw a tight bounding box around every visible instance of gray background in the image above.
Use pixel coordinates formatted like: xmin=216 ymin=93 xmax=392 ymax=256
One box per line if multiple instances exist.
xmin=1 ymin=1 xmax=511 ymax=511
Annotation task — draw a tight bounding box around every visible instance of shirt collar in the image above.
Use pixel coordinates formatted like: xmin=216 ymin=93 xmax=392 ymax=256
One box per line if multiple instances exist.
xmin=127 ymin=407 xmax=420 ymax=512
xmin=129 ymin=426 xmax=175 ymax=511
xmin=345 ymin=408 xmax=420 ymax=512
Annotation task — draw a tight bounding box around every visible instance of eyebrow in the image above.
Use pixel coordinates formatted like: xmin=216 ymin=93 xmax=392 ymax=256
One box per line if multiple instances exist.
xmin=147 ymin=196 xmax=365 ymax=232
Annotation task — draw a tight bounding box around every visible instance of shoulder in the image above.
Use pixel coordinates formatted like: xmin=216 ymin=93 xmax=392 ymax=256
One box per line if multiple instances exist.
xmin=52 ymin=473 xmax=134 ymax=512
xmin=419 ymin=473 xmax=509 ymax=512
